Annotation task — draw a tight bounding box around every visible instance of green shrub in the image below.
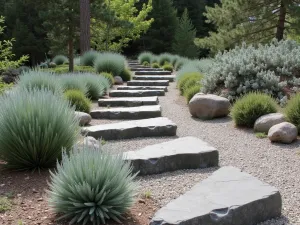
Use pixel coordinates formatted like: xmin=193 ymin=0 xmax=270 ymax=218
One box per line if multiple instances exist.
xmin=0 ymin=88 xmax=79 ymax=170
xmin=79 ymin=73 xmax=107 ymax=100
xmin=177 ymin=72 xmax=202 ymax=95
xmin=43 ymin=65 xmax=95 ymax=74
xmin=94 ymin=52 xmax=126 ymax=76
xmin=60 ymin=75 xmax=88 ymax=95
xmin=99 ymin=72 xmax=114 ymax=87
xmin=184 ymin=85 xmax=201 ymax=103
xmin=231 ymin=92 xmax=278 ymax=127
xmin=64 ymin=89 xmax=91 ymax=113
xmin=18 ymin=70 xmax=63 ymax=94
xmin=52 ymin=55 xmax=68 ymax=66
xmin=138 ymin=52 xmax=153 ymax=64
xmin=255 ymin=132 xmax=267 ymax=139
xmin=81 ymin=50 xmax=99 ymax=67
xmin=163 ymin=64 xmax=173 ymax=72
xmin=143 ymin=61 xmax=150 ymax=66
xmin=119 ymin=69 xmax=132 ymax=81
xmin=158 ymin=53 xmax=173 ymax=66
xmin=285 ymin=93 xmax=300 ymax=132
xmin=151 ymin=63 xmax=160 ymax=68
xmin=0 ymin=79 xmax=13 ymax=94
xmin=48 ymin=144 xmax=138 ymax=225
xmin=182 ymin=76 xmax=203 ymax=95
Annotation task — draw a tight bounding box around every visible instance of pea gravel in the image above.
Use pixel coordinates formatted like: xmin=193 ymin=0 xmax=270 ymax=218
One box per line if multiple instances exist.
xmin=92 ymin=82 xmax=300 ymax=225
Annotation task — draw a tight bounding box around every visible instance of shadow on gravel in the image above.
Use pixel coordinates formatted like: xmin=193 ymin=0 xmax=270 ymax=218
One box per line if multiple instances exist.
xmin=191 ymin=116 xmax=232 ymax=124
xmin=269 ymin=139 xmax=300 ymax=150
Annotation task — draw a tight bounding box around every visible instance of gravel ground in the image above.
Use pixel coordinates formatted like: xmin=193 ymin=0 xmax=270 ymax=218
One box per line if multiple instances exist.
xmin=91 ymin=82 xmax=300 ymax=225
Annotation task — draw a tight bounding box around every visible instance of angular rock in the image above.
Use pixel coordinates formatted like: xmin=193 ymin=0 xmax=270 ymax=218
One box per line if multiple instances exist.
xmin=189 ymin=93 xmax=230 ymax=119
xmin=254 ymin=113 xmax=286 ymax=133
xmin=127 ymin=80 xmax=169 ymax=87
xmin=109 ymin=90 xmax=165 ymax=97
xmin=83 ymin=136 xmax=99 ymax=149
xmin=124 ymin=137 xmax=218 ymax=175
xmin=133 ymin=75 xmax=175 ymax=82
xmin=74 ymin=111 xmax=92 ymax=126
xmin=81 ymin=117 xmax=177 ymax=140
xmin=268 ymin=122 xmax=297 ymax=144
xmin=117 ymin=86 xmax=168 ymax=92
xmin=150 ymin=166 xmax=282 ymax=225
xmin=90 ymin=105 xmax=161 ymax=120
xmin=114 ymin=76 xmax=123 ymax=85
xmin=98 ymin=97 xmax=159 ymax=107
xmin=135 ymin=71 xmax=172 ymax=75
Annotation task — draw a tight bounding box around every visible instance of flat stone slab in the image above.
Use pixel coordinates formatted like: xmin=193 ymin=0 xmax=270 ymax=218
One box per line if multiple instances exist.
xmin=82 ymin=117 xmax=177 ymax=140
xmin=133 ymin=75 xmax=175 ymax=82
xmin=98 ymin=97 xmax=159 ymax=107
xmin=127 ymin=80 xmax=169 ymax=87
xmin=117 ymin=86 xmax=168 ymax=92
xmin=109 ymin=90 xmax=165 ymax=97
xmin=131 ymin=68 xmax=164 ymax=72
xmin=124 ymin=137 xmax=219 ymax=175
xmin=135 ymin=71 xmax=172 ymax=75
xmin=150 ymin=166 xmax=282 ymax=225
xmin=90 ymin=105 xmax=162 ymax=120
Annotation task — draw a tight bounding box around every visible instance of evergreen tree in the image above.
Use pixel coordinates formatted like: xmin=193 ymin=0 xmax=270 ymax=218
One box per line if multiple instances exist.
xmin=80 ymin=0 xmax=91 ymax=54
xmin=172 ymin=9 xmax=199 ymax=58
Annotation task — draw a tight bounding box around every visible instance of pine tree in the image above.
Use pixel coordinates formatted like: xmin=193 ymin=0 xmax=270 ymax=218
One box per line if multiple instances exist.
xmin=80 ymin=0 xmax=91 ymax=54
xmin=172 ymin=8 xmax=199 ymax=58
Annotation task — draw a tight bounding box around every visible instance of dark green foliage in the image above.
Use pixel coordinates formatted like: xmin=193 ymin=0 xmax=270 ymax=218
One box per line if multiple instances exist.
xmin=143 ymin=61 xmax=150 ymax=66
xmin=0 ymin=79 xmax=13 ymax=94
xmin=172 ymin=9 xmax=199 ymax=58
xmin=231 ymin=93 xmax=278 ymax=127
xmin=286 ymin=94 xmax=300 ymax=133
xmin=184 ymin=85 xmax=201 ymax=103
xmin=81 ymin=50 xmax=99 ymax=67
xmin=152 ymin=63 xmax=160 ymax=68
xmin=119 ymin=69 xmax=132 ymax=81
xmin=163 ymin=64 xmax=173 ymax=72
xmin=52 ymin=55 xmax=68 ymax=65
xmin=64 ymin=89 xmax=91 ymax=113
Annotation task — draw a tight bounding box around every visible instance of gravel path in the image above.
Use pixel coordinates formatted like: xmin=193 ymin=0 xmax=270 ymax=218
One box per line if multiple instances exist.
xmin=92 ymin=82 xmax=300 ymax=225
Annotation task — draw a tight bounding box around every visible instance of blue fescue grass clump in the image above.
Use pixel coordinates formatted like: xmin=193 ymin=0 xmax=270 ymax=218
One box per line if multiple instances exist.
xmin=80 ymin=50 xmax=100 ymax=67
xmin=94 ymin=52 xmax=126 ymax=77
xmin=52 ymin=55 xmax=68 ymax=65
xmin=138 ymin=52 xmax=154 ymax=64
xmin=60 ymin=74 xmax=88 ymax=95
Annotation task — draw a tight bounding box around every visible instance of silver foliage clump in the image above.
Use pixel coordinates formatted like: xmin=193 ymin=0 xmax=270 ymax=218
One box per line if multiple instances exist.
xmin=202 ymin=39 xmax=300 ymax=102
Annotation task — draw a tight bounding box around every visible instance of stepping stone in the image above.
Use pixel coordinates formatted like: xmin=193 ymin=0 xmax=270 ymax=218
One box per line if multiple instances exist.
xmin=150 ymin=166 xmax=282 ymax=225
xmin=124 ymin=137 xmax=219 ymax=175
xmin=133 ymin=75 xmax=175 ymax=82
xmin=117 ymin=86 xmax=168 ymax=92
xmin=90 ymin=105 xmax=162 ymax=120
xmin=127 ymin=80 xmax=169 ymax=87
xmin=109 ymin=90 xmax=165 ymax=97
xmin=82 ymin=117 xmax=177 ymax=140
xmin=131 ymin=68 xmax=164 ymax=72
xmin=98 ymin=97 xmax=159 ymax=107
xmin=135 ymin=71 xmax=172 ymax=75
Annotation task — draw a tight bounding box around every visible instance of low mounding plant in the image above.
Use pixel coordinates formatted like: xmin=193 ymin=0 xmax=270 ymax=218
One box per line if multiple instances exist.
xmin=48 ymin=144 xmax=138 ymax=225
xmin=64 ymin=89 xmax=91 ymax=113
xmin=177 ymin=72 xmax=202 ymax=95
xmin=185 ymin=85 xmax=201 ymax=103
xmin=52 ymin=55 xmax=68 ymax=66
xmin=231 ymin=92 xmax=278 ymax=127
xmin=138 ymin=52 xmax=153 ymax=64
xmin=143 ymin=61 xmax=150 ymax=66
xmin=163 ymin=64 xmax=173 ymax=72
xmin=158 ymin=53 xmax=173 ymax=66
xmin=119 ymin=69 xmax=132 ymax=81
xmin=286 ymin=93 xmax=300 ymax=133
xmin=175 ymin=57 xmax=189 ymax=71
xmin=79 ymin=73 xmax=107 ymax=100
xmin=0 ymin=88 xmax=79 ymax=170
xmin=100 ymin=72 xmax=114 ymax=87
xmin=94 ymin=52 xmax=126 ymax=77
xmin=60 ymin=74 xmax=88 ymax=95
xmin=152 ymin=63 xmax=160 ymax=68
xmin=81 ymin=50 xmax=99 ymax=67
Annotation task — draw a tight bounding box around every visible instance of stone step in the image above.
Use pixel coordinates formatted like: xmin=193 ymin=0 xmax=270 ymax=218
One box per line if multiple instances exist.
xmin=82 ymin=117 xmax=177 ymax=140
xmin=117 ymin=86 xmax=168 ymax=92
xmin=98 ymin=97 xmax=159 ymax=107
xmin=109 ymin=90 xmax=165 ymax=97
xmin=130 ymin=68 xmax=164 ymax=72
xmin=128 ymin=62 xmax=140 ymax=66
xmin=133 ymin=75 xmax=175 ymax=82
xmin=127 ymin=80 xmax=169 ymax=87
xmin=150 ymin=166 xmax=282 ymax=225
xmin=124 ymin=137 xmax=219 ymax=176
xmin=90 ymin=105 xmax=162 ymax=120
xmin=135 ymin=71 xmax=172 ymax=75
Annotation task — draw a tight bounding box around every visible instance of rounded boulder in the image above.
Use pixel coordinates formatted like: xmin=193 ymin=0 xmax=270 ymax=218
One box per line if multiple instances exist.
xmin=268 ymin=122 xmax=297 ymax=144
xmin=254 ymin=113 xmax=286 ymax=133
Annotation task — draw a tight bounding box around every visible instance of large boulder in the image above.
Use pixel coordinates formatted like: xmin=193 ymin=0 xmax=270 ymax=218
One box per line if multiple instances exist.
xmin=189 ymin=93 xmax=230 ymax=119
xmin=75 ymin=111 xmax=92 ymax=126
xmin=114 ymin=76 xmax=123 ymax=85
xmin=254 ymin=113 xmax=286 ymax=133
xmin=268 ymin=122 xmax=297 ymax=144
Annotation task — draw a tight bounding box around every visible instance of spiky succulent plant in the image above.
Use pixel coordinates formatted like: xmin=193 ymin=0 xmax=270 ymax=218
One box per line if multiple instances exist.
xmin=48 ymin=144 xmax=138 ymax=225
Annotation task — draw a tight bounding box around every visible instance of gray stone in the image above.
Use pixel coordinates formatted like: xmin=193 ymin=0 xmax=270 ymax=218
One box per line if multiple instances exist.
xmin=133 ymin=75 xmax=175 ymax=82
xmin=124 ymin=137 xmax=218 ymax=175
xmin=135 ymin=71 xmax=172 ymax=75
xmin=109 ymin=90 xmax=165 ymax=97
xmin=117 ymin=86 xmax=168 ymax=92
xmin=189 ymin=93 xmax=230 ymax=119
xmin=150 ymin=166 xmax=282 ymax=225
xmin=254 ymin=113 xmax=286 ymax=133
xmin=98 ymin=97 xmax=159 ymax=107
xmin=74 ymin=111 xmax=92 ymax=126
xmin=130 ymin=68 xmax=164 ymax=72
xmin=83 ymin=136 xmax=99 ymax=149
xmin=81 ymin=117 xmax=177 ymax=140
xmin=268 ymin=122 xmax=298 ymax=144
xmin=114 ymin=76 xmax=123 ymax=85
xmin=127 ymin=80 xmax=169 ymax=87
xmin=90 ymin=105 xmax=161 ymax=120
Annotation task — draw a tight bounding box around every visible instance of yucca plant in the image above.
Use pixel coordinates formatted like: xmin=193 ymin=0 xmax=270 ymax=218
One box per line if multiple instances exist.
xmin=138 ymin=52 xmax=153 ymax=64
xmin=94 ymin=53 xmax=126 ymax=77
xmin=81 ymin=50 xmax=100 ymax=67
xmin=64 ymin=89 xmax=91 ymax=113
xmin=78 ymin=73 xmax=108 ymax=100
xmin=60 ymin=74 xmax=88 ymax=95
xmin=0 ymin=88 xmax=79 ymax=170
xmin=48 ymin=144 xmax=138 ymax=225
xmin=52 ymin=55 xmax=68 ymax=65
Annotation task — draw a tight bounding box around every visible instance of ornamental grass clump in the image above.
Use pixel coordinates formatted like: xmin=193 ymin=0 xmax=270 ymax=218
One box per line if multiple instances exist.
xmin=163 ymin=64 xmax=173 ymax=72
xmin=138 ymin=52 xmax=153 ymax=64
xmin=60 ymin=74 xmax=88 ymax=95
xmin=94 ymin=52 xmax=126 ymax=77
xmin=99 ymin=72 xmax=114 ymax=87
xmin=119 ymin=69 xmax=132 ymax=81
xmin=151 ymin=63 xmax=160 ymax=68
xmin=64 ymin=89 xmax=91 ymax=113
xmin=177 ymin=72 xmax=202 ymax=95
xmin=0 ymin=88 xmax=79 ymax=170
xmin=52 ymin=55 xmax=68 ymax=65
xmin=185 ymin=85 xmax=201 ymax=103
xmin=48 ymin=144 xmax=138 ymax=225
xmin=81 ymin=50 xmax=99 ymax=67
xmin=79 ymin=73 xmax=108 ymax=100
xmin=231 ymin=92 xmax=278 ymax=127
xmin=158 ymin=53 xmax=173 ymax=66
xmin=285 ymin=93 xmax=300 ymax=133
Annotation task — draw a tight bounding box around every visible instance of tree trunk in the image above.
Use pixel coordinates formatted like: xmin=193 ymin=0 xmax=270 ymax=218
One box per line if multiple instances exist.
xmin=275 ymin=1 xmax=287 ymax=41
xmin=80 ymin=0 xmax=91 ymax=55
xmin=68 ymin=38 xmax=74 ymax=72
